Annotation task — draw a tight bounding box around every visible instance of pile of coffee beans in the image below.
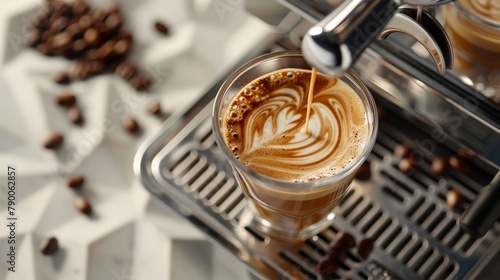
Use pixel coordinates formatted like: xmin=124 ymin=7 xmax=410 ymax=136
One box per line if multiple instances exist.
xmin=316 ymin=231 xmax=375 ymax=275
xmin=26 ymin=0 xmax=152 ymax=90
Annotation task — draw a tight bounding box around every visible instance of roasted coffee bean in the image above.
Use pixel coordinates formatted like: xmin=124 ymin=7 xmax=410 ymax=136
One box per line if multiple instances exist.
xmin=75 ymin=196 xmax=92 ymax=215
xmin=66 ymin=174 xmax=85 ymax=189
xmin=25 ymin=30 xmax=42 ymax=47
xmin=72 ymin=0 xmax=89 ymax=16
xmin=66 ymin=22 xmax=84 ymax=39
xmin=89 ymin=61 xmax=105 ymax=74
xmin=449 ymin=156 xmax=469 ymax=173
xmin=115 ymin=61 xmax=137 ymax=80
xmin=37 ymin=43 xmax=51 ymax=55
xmin=83 ymin=28 xmax=100 ymax=47
xmin=431 ymin=157 xmax=448 ymax=175
xmin=53 ymin=72 xmax=70 ymax=84
xmin=154 ymin=21 xmax=170 ymax=35
xmin=357 ymin=238 xmax=375 ymax=259
xmin=56 ymin=93 xmax=76 ymax=107
xmin=96 ymin=41 xmax=115 ymax=60
xmin=43 ymin=132 xmax=64 ymax=149
xmin=50 ymin=16 xmax=69 ymax=33
xmin=72 ymin=39 xmax=87 ymax=53
xmin=327 ymin=241 xmax=348 ymax=262
xmin=113 ymin=39 xmax=131 ymax=56
xmin=50 ymin=32 xmax=72 ymax=53
xmin=316 ymin=257 xmax=338 ymax=275
xmin=130 ymin=75 xmax=153 ymax=91
xmin=91 ymin=9 xmax=107 ymax=23
xmin=105 ymin=2 xmax=120 ymax=14
xmin=40 ymin=236 xmax=58 ymax=255
xmin=399 ymin=157 xmax=417 ymax=174
xmin=394 ymin=144 xmax=412 ymax=158
xmin=68 ymin=107 xmax=84 ymax=125
xmin=78 ymin=14 xmax=93 ymax=29
xmin=70 ymin=60 xmax=90 ymax=80
xmin=355 ymin=161 xmax=371 ymax=181
xmin=336 ymin=231 xmax=356 ymax=248
xmin=446 ymin=189 xmax=463 ymax=212
xmin=122 ymin=116 xmax=140 ymax=134
xmin=147 ymin=101 xmax=161 ymax=116
xmin=104 ymin=13 xmax=122 ymax=31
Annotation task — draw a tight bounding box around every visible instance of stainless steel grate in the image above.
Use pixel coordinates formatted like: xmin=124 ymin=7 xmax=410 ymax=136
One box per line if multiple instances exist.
xmin=138 ymin=95 xmax=499 ymax=279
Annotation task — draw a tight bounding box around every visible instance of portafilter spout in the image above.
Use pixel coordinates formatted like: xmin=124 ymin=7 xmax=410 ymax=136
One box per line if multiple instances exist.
xmin=301 ymin=0 xmax=455 ymax=76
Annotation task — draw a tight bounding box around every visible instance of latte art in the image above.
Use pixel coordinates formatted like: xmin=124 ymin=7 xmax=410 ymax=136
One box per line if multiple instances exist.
xmin=222 ymin=69 xmax=368 ymax=182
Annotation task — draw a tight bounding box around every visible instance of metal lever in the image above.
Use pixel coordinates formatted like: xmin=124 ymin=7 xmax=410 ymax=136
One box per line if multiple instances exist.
xmin=301 ymin=0 xmax=454 ymax=76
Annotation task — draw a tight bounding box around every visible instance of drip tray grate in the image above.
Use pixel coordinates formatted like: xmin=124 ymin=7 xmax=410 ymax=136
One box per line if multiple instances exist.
xmin=137 ymin=86 xmax=499 ymax=279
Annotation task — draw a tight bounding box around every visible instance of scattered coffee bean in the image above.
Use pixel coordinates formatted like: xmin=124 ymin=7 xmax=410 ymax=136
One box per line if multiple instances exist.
xmin=154 ymin=21 xmax=170 ymax=35
xmin=53 ymin=72 xmax=70 ymax=84
xmin=66 ymin=174 xmax=85 ymax=189
xmin=56 ymin=93 xmax=76 ymax=107
xmin=147 ymin=100 xmax=162 ymax=116
xmin=75 ymin=196 xmax=92 ymax=215
xmin=327 ymin=241 xmax=348 ymax=262
xmin=122 ymin=116 xmax=140 ymax=134
xmin=316 ymin=257 xmax=338 ymax=275
xmin=336 ymin=231 xmax=356 ymax=248
xmin=68 ymin=107 xmax=84 ymax=125
xmin=40 ymin=236 xmax=59 ymax=255
xmin=446 ymin=189 xmax=463 ymax=212
xmin=130 ymin=75 xmax=153 ymax=91
xmin=399 ymin=157 xmax=417 ymax=174
xmin=357 ymin=238 xmax=375 ymax=259
xmin=43 ymin=133 xmax=64 ymax=149
xmin=394 ymin=144 xmax=412 ymax=158
xmin=115 ymin=61 xmax=137 ymax=80
xmin=431 ymin=157 xmax=448 ymax=175
xmin=355 ymin=161 xmax=371 ymax=181
xmin=449 ymin=156 xmax=469 ymax=173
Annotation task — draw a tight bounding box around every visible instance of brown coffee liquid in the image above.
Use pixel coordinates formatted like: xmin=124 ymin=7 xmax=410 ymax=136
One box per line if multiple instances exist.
xmin=445 ymin=0 xmax=500 ymax=70
xmin=221 ymin=69 xmax=369 ymax=233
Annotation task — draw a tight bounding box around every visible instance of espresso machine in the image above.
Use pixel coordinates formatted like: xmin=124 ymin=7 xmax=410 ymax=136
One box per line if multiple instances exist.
xmin=136 ymin=0 xmax=500 ymax=279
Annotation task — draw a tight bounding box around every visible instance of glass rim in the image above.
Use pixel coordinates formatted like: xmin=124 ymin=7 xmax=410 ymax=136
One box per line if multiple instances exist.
xmin=451 ymin=1 xmax=500 ymax=31
xmin=212 ymin=50 xmax=378 ymax=190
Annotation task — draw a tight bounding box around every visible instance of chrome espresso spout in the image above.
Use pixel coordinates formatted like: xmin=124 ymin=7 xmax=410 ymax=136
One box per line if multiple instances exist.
xmin=301 ymin=0 xmax=455 ymax=76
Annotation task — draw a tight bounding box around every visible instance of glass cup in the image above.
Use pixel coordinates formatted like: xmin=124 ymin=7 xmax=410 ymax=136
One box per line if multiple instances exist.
xmin=443 ymin=0 xmax=500 ymax=97
xmin=212 ymin=51 xmax=378 ymax=240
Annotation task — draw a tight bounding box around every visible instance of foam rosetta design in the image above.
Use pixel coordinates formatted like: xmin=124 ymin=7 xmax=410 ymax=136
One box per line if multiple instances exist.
xmin=222 ymin=69 xmax=368 ymax=182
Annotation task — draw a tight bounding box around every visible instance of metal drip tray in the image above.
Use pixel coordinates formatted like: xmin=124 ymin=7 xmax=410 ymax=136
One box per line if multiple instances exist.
xmin=135 ymin=58 xmax=500 ymax=280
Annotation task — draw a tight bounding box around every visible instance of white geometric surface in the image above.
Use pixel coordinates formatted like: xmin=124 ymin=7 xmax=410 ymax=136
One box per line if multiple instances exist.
xmin=0 ymin=0 xmax=272 ymax=279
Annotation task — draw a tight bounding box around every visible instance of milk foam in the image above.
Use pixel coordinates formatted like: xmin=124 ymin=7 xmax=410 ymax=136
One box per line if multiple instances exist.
xmin=222 ymin=69 xmax=369 ymax=182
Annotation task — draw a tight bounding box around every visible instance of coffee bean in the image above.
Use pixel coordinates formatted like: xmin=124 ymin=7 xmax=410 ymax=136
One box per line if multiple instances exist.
xmin=72 ymin=0 xmax=89 ymax=16
xmin=327 ymin=241 xmax=348 ymax=262
xmin=70 ymin=60 xmax=90 ymax=80
xmin=78 ymin=14 xmax=93 ymax=29
xmin=357 ymin=238 xmax=374 ymax=259
xmin=43 ymin=133 xmax=64 ymax=149
xmin=105 ymin=2 xmax=120 ymax=14
xmin=40 ymin=236 xmax=58 ymax=255
xmin=355 ymin=161 xmax=371 ymax=181
xmin=104 ymin=13 xmax=122 ymax=31
xmin=115 ymin=61 xmax=137 ymax=80
xmin=130 ymin=75 xmax=153 ymax=91
xmin=399 ymin=157 xmax=417 ymax=174
xmin=449 ymin=156 xmax=469 ymax=173
xmin=336 ymin=231 xmax=356 ymax=248
xmin=113 ymin=39 xmax=131 ymax=56
xmin=91 ymin=9 xmax=107 ymax=23
xmin=75 ymin=196 xmax=92 ymax=215
xmin=147 ymin=101 xmax=161 ymax=116
xmin=84 ymin=28 xmax=100 ymax=47
xmin=431 ymin=157 xmax=448 ymax=175
xmin=96 ymin=41 xmax=115 ymax=60
xmin=68 ymin=107 xmax=84 ymax=125
xmin=154 ymin=21 xmax=170 ymax=35
xmin=50 ymin=32 xmax=72 ymax=53
xmin=66 ymin=22 xmax=84 ymax=39
xmin=37 ymin=43 xmax=51 ymax=55
xmin=72 ymin=39 xmax=87 ymax=53
xmin=316 ymin=257 xmax=338 ymax=275
xmin=122 ymin=116 xmax=140 ymax=134
xmin=56 ymin=93 xmax=76 ymax=107
xmin=53 ymin=72 xmax=70 ymax=84
xmin=394 ymin=144 xmax=412 ymax=158
xmin=89 ymin=61 xmax=105 ymax=74
xmin=50 ymin=16 xmax=70 ymax=33
xmin=446 ymin=189 xmax=463 ymax=212
xmin=66 ymin=174 xmax=85 ymax=189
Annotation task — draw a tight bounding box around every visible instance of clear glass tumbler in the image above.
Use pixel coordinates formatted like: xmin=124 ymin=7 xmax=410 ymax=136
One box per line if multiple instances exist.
xmin=212 ymin=51 xmax=378 ymax=240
